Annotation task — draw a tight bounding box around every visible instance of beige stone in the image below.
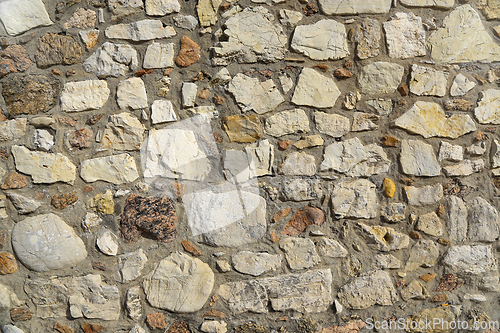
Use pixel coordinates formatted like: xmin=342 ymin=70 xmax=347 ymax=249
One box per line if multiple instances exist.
xmin=80 ymin=153 xmax=139 ymax=185
xmin=291 ymin=20 xmax=348 ymax=60
xmin=292 ymin=68 xmax=341 ymax=108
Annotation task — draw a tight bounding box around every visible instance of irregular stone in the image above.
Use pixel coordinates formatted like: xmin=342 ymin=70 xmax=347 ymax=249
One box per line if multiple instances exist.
xmin=283 ymin=206 xmax=325 ymax=236
xmin=176 ymin=36 xmax=201 ymax=67
xmin=443 ymin=159 xmax=484 ymax=176
xmin=120 ymin=194 xmax=176 ymax=243
xmin=280 ymin=152 xmax=316 ymax=176
xmin=1 ymin=325 xmax=24 ymax=333
xmin=279 ymin=74 xmax=294 ymax=94
xmin=265 ymin=109 xmax=310 ymax=137
xmin=82 ymin=212 xmax=102 ymax=232
xmin=0 ymin=0 xmax=42 ymax=31
xmin=126 ymin=287 xmax=142 ymax=321
xmin=80 ymin=323 xmax=104 ymax=333
xmin=280 ymin=237 xmax=320 ymax=270
xmin=200 ymin=321 xmax=227 ymax=333
xmin=409 ymin=65 xmax=448 ymax=97
xmin=60 ymin=80 xmax=110 ymax=112
xmin=467 ymin=197 xmax=500 ymax=242
xmin=146 ymin=313 xmax=166 ymax=330
xmin=381 ymin=203 xmax=406 ymax=223
xmin=416 ymin=212 xmax=443 ymax=237
xmin=115 ymin=249 xmax=148 ymax=283
xmin=165 ymin=321 xmax=191 ymax=333
xmin=211 ymin=7 xmax=287 ymax=65
xmin=232 ymin=251 xmax=282 ymax=276
xmin=174 ymin=15 xmax=198 ymax=30
xmin=342 ymin=91 xmax=360 ymax=109
xmin=181 ymin=240 xmax=202 ymax=256
xmin=8 ymin=193 xmax=40 ymax=214
xmin=2 ymin=74 xmax=59 ymax=116
xmin=108 ymin=0 xmax=143 ymax=20
xmin=12 ymin=146 xmax=76 ymax=184
xmin=404 ymin=184 xmax=443 ymax=206
xmin=51 ymin=192 xmax=78 ymax=209
xmin=217 ymin=260 xmax=231 ymax=273
xmin=1 ymin=172 xmax=27 ymax=190
xmin=96 ymin=228 xmax=119 ymax=256
xmin=467 ymin=141 xmax=487 ymax=155
xmin=401 ymin=0 xmax=453 ymax=8
xmin=384 ymin=178 xmax=396 ymax=198
xmin=493 ymin=139 xmax=500 ymax=169
xmin=279 ymin=9 xmax=303 ymax=27
xmin=87 ymin=189 xmax=114 ymax=215
xmin=64 ymin=8 xmax=96 ymax=29
xmin=81 ymin=154 xmax=139 ymax=185
xmin=223 ymin=115 xmax=262 ymax=143
xmin=83 ymin=42 xmax=139 ymax=78
xmin=316 ymin=238 xmax=348 ymax=258
xmin=292 ymin=68 xmax=340 ymax=108
xmin=428 ymin=5 xmax=500 ymax=63
xmin=12 ymin=213 xmax=87 ymax=272
xmin=281 ymin=178 xmax=321 ymax=202
xmin=443 ymin=245 xmax=497 ymax=274
xmin=144 ymin=42 xmax=175 ymax=69
xmin=366 ymin=98 xmax=393 ymax=116
xmin=227 ymin=74 xmax=284 ymax=114
xmin=151 ymin=100 xmax=177 ymax=124
xmin=102 ymin=113 xmax=146 ymax=151
xmin=475 ymin=89 xmax=500 ymax=124
xmin=0 ymin=118 xmax=27 ymax=142
xmin=117 ymin=77 xmax=148 ymax=110
xmin=197 ymin=0 xmax=222 ymax=27
xmin=338 ymin=270 xmax=398 ymax=309
xmin=374 ymin=254 xmax=401 ymax=269
xmin=34 ymin=129 xmax=54 ymax=151
xmin=222 ymin=150 xmax=256 ymax=183
xmin=358 ymin=62 xmax=404 ymax=95
xmin=66 ymin=128 xmax=92 ymax=150
xmin=146 ymin=0 xmax=180 ymax=15
xmin=318 ymin=0 xmax=391 ymax=15
xmin=404 ymin=240 xmax=440 ymax=272
xmin=245 ymin=139 xmax=274 ymax=177
xmin=294 ymin=135 xmax=324 ymax=149
xmin=0 ymin=45 xmax=33 ymax=77
xmin=438 ymin=141 xmax=463 ymax=161
xmin=331 ymin=179 xmax=378 ymax=219
xmin=354 ymin=18 xmax=381 ymax=60
xmin=217 ymin=268 xmax=332 ymax=313
xmin=357 ymin=223 xmax=410 ymax=252
xmin=0 ymin=252 xmax=17 ymax=274
xmin=313 ymin=112 xmax=349 ymax=138
xmin=320 ymin=138 xmax=390 ymax=177
xmin=291 ymin=20 xmax=348 ymax=60
xmin=143 ymin=252 xmax=214 ymax=312
xmin=105 ymin=19 xmax=176 ymax=41
xmin=445 ymin=98 xmax=474 ymax=111
xmin=351 ymin=112 xmax=379 ymax=132
xmin=450 ymin=73 xmax=475 ymax=96
xmin=400 ymin=139 xmax=441 ymax=176
xmin=401 ymin=280 xmax=429 ymax=301
xmin=383 ymin=13 xmax=426 ymax=59
xmin=0 ymin=283 xmax=22 ymax=309
xmin=181 ymin=82 xmax=197 ymax=108
xmin=35 ymin=33 xmax=81 ymax=68
xmin=479 ymin=0 xmax=500 ymax=20
xmin=447 ymin=196 xmax=467 ymax=243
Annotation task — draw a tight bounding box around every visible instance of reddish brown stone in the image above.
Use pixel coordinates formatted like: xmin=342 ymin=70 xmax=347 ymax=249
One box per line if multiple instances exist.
xmin=398 ymin=84 xmax=409 ymax=96
xmin=213 ymin=94 xmax=225 ymax=105
xmin=147 ymin=313 xmax=166 ymax=330
xmin=219 ymin=2 xmax=230 ymax=10
xmin=68 ymin=128 xmax=92 ymax=149
xmin=343 ymin=59 xmax=353 ymax=68
xmin=51 ymin=68 xmax=62 ymax=76
xmin=80 ymin=323 xmax=104 ymax=333
xmin=182 ymin=240 xmax=202 ymax=256
xmin=400 ymin=177 xmax=413 ymax=186
xmin=54 ymin=322 xmax=75 ymax=333
xmin=258 ymin=69 xmax=273 ymax=78
xmin=87 ymin=113 xmax=104 ymax=125
xmin=120 ymin=194 xmax=177 ymax=243
xmin=0 ymin=108 xmax=6 ymax=121
xmin=210 ymin=294 xmax=218 ymax=306
xmin=419 ymin=273 xmax=437 ymax=282
xmin=135 ymin=69 xmax=153 ymax=77
xmin=0 ymin=45 xmax=33 ymax=78
xmin=276 ymin=316 xmax=288 ymax=322
xmin=431 ymin=293 xmax=448 ymax=302
xmin=302 ymin=3 xmax=318 ymax=16
xmin=0 ymin=149 xmax=9 ymax=160
xmin=58 ymin=117 xmax=77 ymax=127
xmin=436 ymin=273 xmax=462 ymax=292
xmin=1 ymin=172 xmax=27 ymax=189
xmin=437 ymin=204 xmax=445 ymax=217
xmin=83 ymin=185 xmax=94 ymax=192
xmin=176 ymin=36 xmax=201 ymax=67
xmin=476 ymin=131 xmax=488 ymax=141
xmin=0 ymin=252 xmax=17 ymax=274
xmin=396 ymin=279 xmax=405 ymax=288
xmin=270 ymin=232 xmax=280 ymax=243
xmin=313 ymin=64 xmax=328 ymax=72
xmin=278 ymin=140 xmax=291 ymax=150
xmin=409 ymin=230 xmax=421 ymax=239
xmin=283 ymin=206 xmax=325 ymax=236
xmin=166 ymin=320 xmax=191 ymax=333
xmin=444 ymin=99 xmax=473 ymax=111
xmin=333 ymin=68 xmax=353 ymax=79
xmin=213 ymin=132 xmax=223 ymax=143
xmin=397 ymin=99 xmax=407 ymax=107
xmin=35 ymin=33 xmax=82 ymax=68
xmin=51 ymin=191 xmax=78 ymax=209
xmin=0 ymin=230 xmax=5 ymax=249
xmin=191 ymin=71 xmax=210 ymax=81
xmin=10 ymin=307 xmax=32 ymax=321
xmin=92 ymin=261 xmax=108 ymax=271
xmin=382 ymin=136 xmax=399 ymax=147
xmin=437 ymin=238 xmax=450 ymax=246
xmin=316 ymin=321 xmax=366 ymax=333
xmin=199 ymin=89 xmax=210 ymax=99
xmin=485 ymin=127 xmax=497 ymax=133
xmin=271 ymin=208 xmax=292 ymax=223
xmin=203 ymin=310 xmax=228 ymax=318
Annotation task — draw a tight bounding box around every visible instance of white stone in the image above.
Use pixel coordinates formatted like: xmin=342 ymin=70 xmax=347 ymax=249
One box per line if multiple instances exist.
xmin=447 ymin=196 xmax=467 ymax=243
xmin=383 ymin=13 xmax=426 ymax=59
xmin=151 ymin=100 xmax=177 ymax=124
xmin=279 ymin=74 xmax=294 ymax=94
xmin=8 ymin=193 xmax=40 ymax=214
xmin=468 ymin=197 xmax=500 ymax=243
xmin=117 ymin=77 xmax=148 ymax=110
xmin=314 ymin=112 xmax=350 ymax=138
xmin=366 ymin=99 xmax=393 ymax=116
xmin=316 ymin=238 xmax=348 ymax=258
xmin=143 ymin=252 xmax=214 ymax=313
xmin=443 ymin=245 xmax=498 ymax=274
xmin=12 ymin=146 xmax=76 ymax=184
xmin=400 ymin=139 xmax=441 ymax=176
xmin=60 ymin=80 xmax=110 ymax=112
xmin=281 ymin=178 xmax=321 ymax=201
xmin=0 ymin=283 xmax=22 ymax=309
xmin=292 ymin=68 xmax=341 ymax=108
xmin=404 ymin=184 xmax=443 ymax=206
xmin=126 ymin=287 xmax=142 ymax=321
xmin=451 ymin=74 xmax=476 ymax=96
xmin=381 ymin=203 xmax=406 ymax=223
xmin=83 ymin=42 xmax=139 ymax=78
xmin=279 ymin=9 xmax=303 ymax=27
xmin=0 ymin=0 xmax=53 ymax=36
xmin=443 ymin=159 xmax=484 ymax=177
xmin=291 ymin=20 xmax=348 ymax=60
xmin=82 ymin=212 xmax=102 ymax=232
xmin=320 ymin=137 xmax=390 ymax=177
xmin=96 ymin=227 xmax=119 ymax=256
xmin=12 ymin=213 xmax=87 ymax=272
xmin=1 ymin=326 xmax=24 ymax=333
xmin=215 ymin=68 xmax=231 ymax=83
xmin=416 ymin=212 xmax=443 ymax=237
xmin=200 ymin=321 xmax=227 ymax=333
xmin=280 ymin=152 xmax=316 ymax=176
xmin=467 ymin=141 xmax=487 ymax=155
xmin=186 ymin=106 xmax=218 ymax=118
xmin=438 ymin=141 xmax=463 ymax=162
xmin=464 ymin=294 xmax=487 ymax=302
xmin=400 ymin=0 xmax=454 ymax=8
xmin=34 ymin=129 xmax=54 ymax=151
xmin=102 ymin=113 xmax=146 ymax=151
xmin=374 ymin=254 xmax=401 ymax=269
xmin=223 ymin=150 xmax=256 ymax=183
xmin=146 ymin=0 xmax=181 ymax=15
xmin=245 ymin=139 xmax=274 ymax=177
xmin=475 ymin=89 xmax=500 ymax=124
xmin=80 ymin=153 xmax=139 ymax=185
xmin=404 ymin=240 xmax=440 ymax=271
xmin=357 ymin=223 xmax=410 ymax=252
xmin=331 ymin=179 xmax=378 ymax=219
xmin=409 ymin=65 xmax=448 ymax=97
xmin=265 ymin=109 xmax=310 ymax=137
xmin=182 ymin=82 xmax=198 ymax=108
xmin=401 ymin=280 xmax=429 ymax=301
xmin=428 ymin=5 xmax=500 ymax=63
xmin=105 ymin=19 xmax=176 ymax=41
xmin=280 ymin=237 xmax=320 ymax=270
xmin=293 ymin=135 xmax=324 ymax=149
xmin=227 ymin=74 xmax=284 ymax=114
xmin=351 ymin=112 xmax=379 ymax=131
xmin=318 ymin=0 xmax=391 ymax=15
xmin=143 ymin=42 xmax=175 ymax=69
xmin=358 ymin=62 xmax=404 ymax=95
xmin=115 ymin=249 xmax=148 ymax=283
xmin=0 ymin=118 xmax=27 ymax=142
xmin=174 ymin=15 xmax=198 ymax=30
xmin=232 ymin=251 xmax=282 ymax=276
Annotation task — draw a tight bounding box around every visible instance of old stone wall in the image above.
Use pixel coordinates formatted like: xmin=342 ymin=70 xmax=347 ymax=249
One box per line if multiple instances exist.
xmin=0 ymin=0 xmax=500 ymax=332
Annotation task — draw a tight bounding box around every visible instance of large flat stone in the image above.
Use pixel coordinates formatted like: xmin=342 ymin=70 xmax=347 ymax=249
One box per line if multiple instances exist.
xmin=232 ymin=251 xmax=282 ymax=276
xmin=331 ymin=179 xmax=378 ymax=219
xmin=80 ymin=154 xmax=139 ymax=185
xmin=0 ymin=0 xmax=53 ymax=36
xmin=318 ymin=0 xmax=391 ymax=15
xmin=400 ymin=139 xmax=441 ymax=176
xmin=475 ymin=89 xmax=500 ymax=124
xmin=60 ymin=80 xmax=110 ymax=112
xmin=105 ymin=19 xmax=176 ymax=41
xmin=0 ymin=119 xmax=27 ymax=142
xmin=443 ymin=245 xmax=498 ymax=274
xmin=357 ymin=223 xmax=410 ymax=252
xmin=291 ymin=20 xmax=348 ymax=60
xmin=265 ymin=109 xmax=310 ymax=137
xmin=405 ymin=240 xmax=439 ymax=271
xmin=102 ymin=112 xmax=146 ymax=151
xmin=280 ymin=237 xmax=320 ymax=270
xmin=404 ymin=184 xmax=443 ymax=206
xmin=227 ymin=74 xmax=284 ymax=114
xmin=383 ymin=13 xmax=426 ymax=59
xmin=447 ymin=196 xmax=467 ymax=243
xmin=292 ymin=68 xmax=341 ymax=108
xmin=117 ymin=77 xmax=148 ymax=110
xmin=467 ymin=197 xmax=500 ymax=242
xmin=409 ymin=65 xmax=448 ymax=97
xmin=83 ymin=42 xmax=139 ymax=78
xmin=358 ymin=62 xmax=404 ymax=95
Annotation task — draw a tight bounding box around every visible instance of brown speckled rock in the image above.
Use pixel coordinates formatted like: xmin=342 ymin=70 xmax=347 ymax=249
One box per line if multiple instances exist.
xmin=120 ymin=194 xmax=177 ymax=243
xmin=147 ymin=313 xmax=166 ymax=330
xmin=1 ymin=172 xmax=27 ymax=189
xmin=80 ymin=323 xmax=104 ymax=333
xmin=166 ymin=321 xmax=191 ymax=333
xmin=51 ymin=192 xmax=78 ymax=209
xmin=283 ymin=206 xmax=325 ymax=236
xmin=67 ymin=128 xmax=93 ymax=149
xmin=0 ymin=45 xmax=33 ymax=78
xmin=175 ymin=36 xmax=201 ymax=67
xmin=10 ymin=307 xmax=32 ymax=321
xmin=35 ymin=33 xmax=82 ymax=68
xmin=0 ymin=252 xmax=17 ymax=274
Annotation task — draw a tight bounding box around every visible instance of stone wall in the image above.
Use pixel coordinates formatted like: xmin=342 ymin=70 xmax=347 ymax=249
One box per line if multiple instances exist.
xmin=0 ymin=0 xmax=500 ymax=332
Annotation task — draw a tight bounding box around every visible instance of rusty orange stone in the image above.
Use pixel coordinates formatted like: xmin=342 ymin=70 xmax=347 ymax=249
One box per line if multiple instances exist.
xmin=283 ymin=206 xmax=325 ymax=236
xmin=0 ymin=252 xmax=17 ymax=274
xmin=182 ymin=240 xmax=202 ymax=256
xmin=147 ymin=313 xmax=166 ymax=330
xmin=176 ymin=36 xmax=201 ymax=67
xmin=271 ymin=208 xmax=292 ymax=223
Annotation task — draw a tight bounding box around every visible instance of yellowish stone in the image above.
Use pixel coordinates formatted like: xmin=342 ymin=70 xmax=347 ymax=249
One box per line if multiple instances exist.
xmin=87 ymin=189 xmax=114 ymax=215
xmin=383 ymin=178 xmax=396 ymax=198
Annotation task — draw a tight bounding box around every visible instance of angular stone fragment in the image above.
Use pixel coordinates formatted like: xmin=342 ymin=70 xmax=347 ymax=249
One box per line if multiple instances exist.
xmin=428 ymin=5 xmax=500 ymax=63
xmin=182 ymin=82 xmax=197 ymax=108
xmin=447 ymin=196 xmax=467 ymax=243
xmin=115 ymin=249 xmax=148 ymax=283
xmin=367 ymin=98 xmax=393 ymax=116
xmin=2 ymin=74 xmax=60 ymax=116
xmin=217 ymin=269 xmax=333 ymax=313
xmin=416 ymin=212 xmax=443 ymax=237
xmin=81 ymin=154 xmax=139 ymax=185
xmin=245 ymin=140 xmax=274 ymax=177
xmin=227 ymin=74 xmax=284 ymax=114
xmin=12 ymin=146 xmax=76 ymax=184
xmin=83 ymin=42 xmax=139 ymax=78
xmin=35 ymin=33 xmax=82 ymax=68
xmin=320 ymin=138 xmax=390 ymax=177
xmin=358 ymin=62 xmax=404 ymax=95
xmin=404 ymin=184 xmax=443 ymax=206
xmin=0 ymin=283 xmax=22 ymax=309
xmin=144 ymin=42 xmax=175 ymax=69
xmin=316 ymin=238 xmax=348 ymax=258
xmin=443 ymin=245 xmax=497 ymax=274
xmin=8 ymin=193 xmax=40 ymax=214
xmin=102 ymin=113 xmax=145 ymax=151
xmin=383 ymin=13 xmax=426 ymax=59
xmin=338 ymin=270 xmax=398 ymax=309
xmin=331 ymin=179 xmax=378 ymax=219
xmin=475 ymin=89 xmax=500 ymax=124
xmin=143 ymin=252 xmax=214 ymax=313
xmin=280 ymin=237 xmax=320 ymax=270
xmin=291 ymin=20 xmax=348 ymax=60
xmin=174 ymin=15 xmax=198 ymax=30
xmin=314 ymin=112 xmax=349 ymax=138
xmin=197 ymin=0 xmax=222 ymax=27
xmin=281 ymin=179 xmax=321 ymax=202
xmin=283 ymin=206 xmax=325 ymax=236
xmin=232 ymin=251 xmax=281 ymax=276
xmin=467 ymin=197 xmax=500 ymax=242
xmin=105 ymin=20 xmax=176 ymax=41
xmin=64 ymin=8 xmax=96 ymax=29
xmin=0 ymin=45 xmax=33 ymax=78
xmin=211 ymin=7 xmax=287 ymax=65
xmin=409 ymin=65 xmax=448 ymax=97
xmin=400 ymin=140 xmax=440 ymax=176
xmin=1 ymin=172 xmax=27 ymax=190
xmin=438 ymin=141 xmax=463 ymax=162
xmin=357 ymin=223 xmax=410 ymax=252
xmin=280 ymin=152 xmax=316 ymax=176
xmin=96 ymin=227 xmax=118 ymax=256
xmin=60 ymin=80 xmax=110 ymax=112
xmin=0 ymin=252 xmax=17 ymax=275
xmin=294 ymin=135 xmax=324 ymax=149
xmin=279 ymin=9 xmax=303 ymax=27
xmin=108 ymin=0 xmax=144 ymax=20
xmin=404 ymin=240 xmax=440 ymax=271
xmin=87 ymin=190 xmax=114 ymax=215
xmin=265 ymin=109 xmax=310 ymax=137
xmin=351 ymin=112 xmax=379 ymax=132
xmin=401 ymin=0 xmax=453 ymax=8
xmin=151 ymin=100 xmax=177 ymax=124
xmin=126 ymin=287 xmax=142 ymax=321
xmin=51 ymin=192 xmax=78 ymax=210
xmin=401 ymin=280 xmax=429 ymax=301
xmin=375 ymin=254 xmax=401 ymax=269
xmin=0 ymin=119 xmax=27 ymax=142
xmin=176 ymin=36 xmax=201 ymax=67
xmin=292 ymin=68 xmax=340 ymax=108
xmin=146 ymin=0 xmax=180 ymax=15
xmin=223 ymin=115 xmax=262 ymax=143
xmin=443 ymin=159 xmax=484 ymax=177
xmin=381 ymin=203 xmax=406 ymax=223
xmin=12 ymin=213 xmax=87 ymax=272
xmin=450 ymin=73 xmax=475 ymax=96
xmin=117 ymin=77 xmax=148 ymax=110
xmin=120 ymin=194 xmax=176 ymax=243
xmin=354 ymin=18 xmax=381 ymax=60
xmin=318 ymin=0 xmax=391 ymax=15
xmin=0 ymin=0 xmax=53 ymax=36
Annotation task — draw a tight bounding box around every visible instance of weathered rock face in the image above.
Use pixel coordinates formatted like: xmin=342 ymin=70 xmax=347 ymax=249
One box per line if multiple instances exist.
xmin=404 ymin=184 xmax=443 ymax=206
xmin=64 ymin=8 xmax=96 ymax=29
xmin=105 ymin=19 xmax=176 ymax=41
xmin=80 ymin=154 xmax=139 ymax=185
xmin=281 ymin=178 xmax=322 ymax=202
xmin=357 ymin=223 xmax=410 ymax=252
xmin=313 ymin=112 xmax=350 ymax=138
xmin=0 ymin=0 xmax=53 ymax=36
xmin=291 ymin=20 xmax=348 ymax=60
xmin=404 ymin=240 xmax=439 ymax=271
xmin=232 ymin=251 xmax=282 ymax=276
xmin=354 ymin=18 xmax=381 ymax=59
xmin=146 ymin=0 xmax=181 ymax=15
xmin=0 ymin=45 xmax=33 ymax=78
xmin=401 ymin=0 xmax=454 ymax=8
xmin=451 ymin=73 xmax=475 ymax=96
xmin=409 ymin=65 xmax=448 ymax=97
xmin=0 ymin=119 xmax=27 ymax=142
xmin=102 ymin=112 xmax=146 ymax=151
xmin=217 ymin=269 xmax=333 ymax=313
xmin=108 ymin=0 xmax=144 ymax=20
xmin=400 ymin=139 xmax=441 ymax=176
xmin=467 ymin=197 xmax=500 ymax=242
xmin=144 ymin=42 xmax=175 ymax=69
xmin=117 ymin=77 xmax=148 ymax=110
xmin=292 ymin=68 xmax=341 ymax=108
xmin=35 ymin=33 xmax=82 ymax=68
xmin=443 ymin=245 xmax=498 ymax=274
xmin=227 ymin=74 xmax=284 ymax=114
xmin=282 ymin=206 xmax=325 ymax=236
xmin=383 ymin=13 xmax=426 ymax=59
xmin=143 ymin=252 xmax=214 ymax=313
xmin=475 ymin=89 xmax=500 ymax=124
xmin=318 ymin=0 xmax=391 ymax=15
xmin=83 ymin=42 xmax=139 ymax=78
xmin=331 ymin=179 xmax=378 ymax=219
xmin=223 ymin=115 xmax=262 ymax=143
xmin=12 ymin=214 xmax=87 ymax=272
xmin=176 ymin=36 xmax=201 ymax=67
xmin=358 ymin=62 xmax=404 ymax=95
xmin=115 ymin=249 xmax=148 ymax=283
xmin=280 ymin=152 xmax=317 ymax=176
xmin=265 ymin=109 xmax=310 ymax=137
xmin=60 ymin=80 xmax=110 ymax=112
xmin=280 ymin=237 xmax=320 ymax=270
